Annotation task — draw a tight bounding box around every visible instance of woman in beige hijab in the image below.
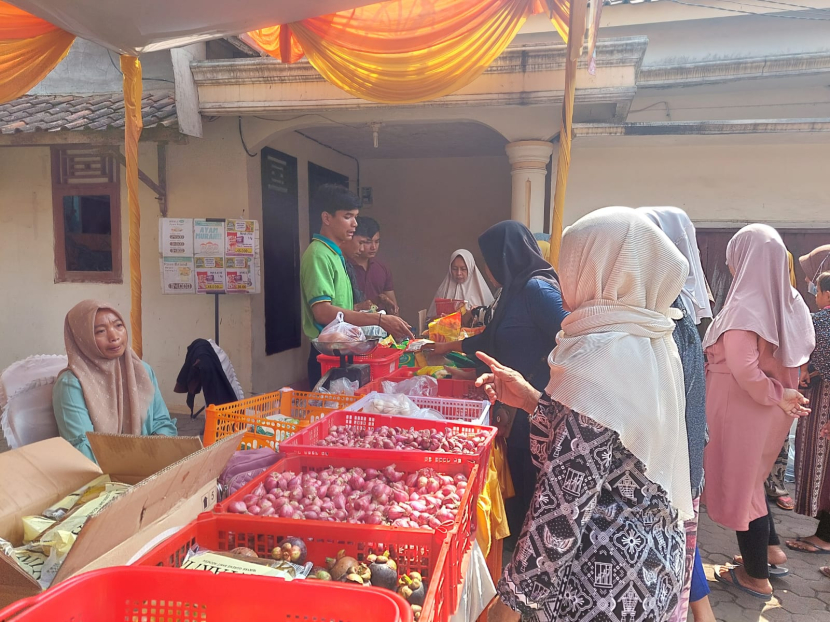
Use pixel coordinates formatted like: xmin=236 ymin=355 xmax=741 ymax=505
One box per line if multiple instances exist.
xmin=52 ymin=300 xmax=177 ymax=462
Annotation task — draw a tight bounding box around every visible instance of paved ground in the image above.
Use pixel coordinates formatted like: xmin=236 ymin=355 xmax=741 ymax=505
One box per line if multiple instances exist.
xmin=2 ymin=416 xmax=829 ymax=620
xmin=696 ymin=504 xmax=830 ymax=621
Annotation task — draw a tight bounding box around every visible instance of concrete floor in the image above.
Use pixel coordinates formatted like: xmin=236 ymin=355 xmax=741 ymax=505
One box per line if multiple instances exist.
xmin=2 ymin=417 xmax=829 ymax=620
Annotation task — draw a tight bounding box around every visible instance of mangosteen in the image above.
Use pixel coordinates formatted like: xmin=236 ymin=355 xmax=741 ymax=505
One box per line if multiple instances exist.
xmin=356 ymin=562 xmax=372 ymax=584
xmin=230 ymin=547 xmax=259 ymax=558
xmin=411 ymin=605 xmax=422 ymax=621
xmin=328 ymin=551 xmax=361 ymax=581
xmin=310 ymin=566 xmax=332 ymax=580
xmin=398 ymin=573 xmax=426 ymax=607
xmin=273 ymin=536 xmax=307 ymax=565
xmin=341 ymin=572 xmax=364 ymax=585
xmin=368 ymin=552 xmax=399 ymax=591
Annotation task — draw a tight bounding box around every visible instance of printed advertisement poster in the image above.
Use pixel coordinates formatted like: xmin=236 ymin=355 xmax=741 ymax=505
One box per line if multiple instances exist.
xmin=195 ymin=257 xmax=225 ymax=293
xmin=193 ymin=219 xmax=225 ymax=257
xmin=225 ymin=219 xmax=256 ymax=256
xmin=225 ymin=257 xmax=255 ymax=293
xmin=159 ymin=218 xmax=193 ymax=257
xmin=161 ymin=257 xmax=196 ymax=294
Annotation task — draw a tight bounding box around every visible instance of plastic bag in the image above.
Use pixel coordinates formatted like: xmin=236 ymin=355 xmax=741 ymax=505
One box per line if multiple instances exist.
xmin=328 ymin=377 xmax=359 ymax=396
xmin=428 ymin=310 xmax=462 ymax=343
xmin=381 ymin=376 xmax=438 ymax=398
xmin=362 ymin=394 xmax=443 ymax=420
xmin=317 ymin=312 xmax=365 ymax=343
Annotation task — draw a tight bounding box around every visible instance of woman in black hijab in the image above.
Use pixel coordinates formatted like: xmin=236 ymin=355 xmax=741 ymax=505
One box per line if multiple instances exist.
xmin=464 ymin=221 xmax=568 ymax=540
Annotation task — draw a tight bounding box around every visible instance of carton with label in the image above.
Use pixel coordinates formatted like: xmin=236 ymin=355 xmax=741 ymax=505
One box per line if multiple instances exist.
xmin=0 ymin=432 xmax=241 ymax=607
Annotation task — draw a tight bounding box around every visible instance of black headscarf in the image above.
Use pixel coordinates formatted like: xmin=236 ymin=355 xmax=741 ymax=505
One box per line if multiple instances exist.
xmin=476 ymin=221 xmax=560 ymax=355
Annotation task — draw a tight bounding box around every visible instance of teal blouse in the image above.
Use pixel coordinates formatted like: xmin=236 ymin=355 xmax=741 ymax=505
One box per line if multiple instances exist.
xmin=52 ymin=361 xmax=178 ymax=462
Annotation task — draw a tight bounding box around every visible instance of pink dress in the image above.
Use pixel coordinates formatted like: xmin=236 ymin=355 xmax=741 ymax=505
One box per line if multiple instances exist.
xmin=702 ymin=329 xmax=799 ymax=531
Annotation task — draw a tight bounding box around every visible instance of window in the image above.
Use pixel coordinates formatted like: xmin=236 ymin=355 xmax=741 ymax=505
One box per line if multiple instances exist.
xmin=52 ymin=148 xmax=122 ymax=283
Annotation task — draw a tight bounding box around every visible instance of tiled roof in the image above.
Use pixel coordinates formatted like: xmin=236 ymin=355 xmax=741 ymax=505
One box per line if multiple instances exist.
xmin=0 ymin=91 xmax=177 ymax=135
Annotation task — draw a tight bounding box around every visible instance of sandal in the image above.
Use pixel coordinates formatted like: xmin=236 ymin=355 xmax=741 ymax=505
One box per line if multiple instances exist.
xmin=714 ymin=566 xmax=772 ymax=601
xmin=776 ymin=495 xmax=795 ymax=511
xmin=730 ymin=556 xmax=789 ymax=578
xmin=821 ymin=567 xmax=830 ymax=579
xmin=785 ymin=537 xmax=830 ymax=554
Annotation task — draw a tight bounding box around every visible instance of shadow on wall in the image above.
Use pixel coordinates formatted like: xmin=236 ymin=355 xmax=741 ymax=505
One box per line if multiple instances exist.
xmin=359 ymin=156 xmax=512 ymax=324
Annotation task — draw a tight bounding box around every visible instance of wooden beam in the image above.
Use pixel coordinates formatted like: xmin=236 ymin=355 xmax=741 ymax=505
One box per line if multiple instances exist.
xmin=108 ymin=147 xmax=168 ymax=216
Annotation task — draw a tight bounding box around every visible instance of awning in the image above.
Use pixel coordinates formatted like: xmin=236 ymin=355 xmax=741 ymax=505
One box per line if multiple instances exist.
xmin=3 ymin=0 xmax=381 ymax=55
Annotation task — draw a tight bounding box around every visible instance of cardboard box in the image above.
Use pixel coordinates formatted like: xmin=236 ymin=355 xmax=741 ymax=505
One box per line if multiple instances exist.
xmin=0 ymin=431 xmax=241 ymax=607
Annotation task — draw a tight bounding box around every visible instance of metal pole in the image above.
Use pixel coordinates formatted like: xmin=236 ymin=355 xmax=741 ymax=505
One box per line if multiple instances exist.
xmin=214 ymin=293 xmax=220 ymax=345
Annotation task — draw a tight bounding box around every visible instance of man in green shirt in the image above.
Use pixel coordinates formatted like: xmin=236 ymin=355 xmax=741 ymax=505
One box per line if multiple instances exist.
xmin=301 ymin=184 xmax=413 ymax=386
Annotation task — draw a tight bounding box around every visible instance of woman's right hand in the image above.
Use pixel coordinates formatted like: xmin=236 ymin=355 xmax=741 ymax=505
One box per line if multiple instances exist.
xmin=799 ymin=367 xmax=812 ymax=388
xmin=422 ymin=341 xmax=453 ymax=356
xmin=779 ymin=388 xmax=810 ymax=418
xmin=475 ymin=351 xmax=540 ymax=413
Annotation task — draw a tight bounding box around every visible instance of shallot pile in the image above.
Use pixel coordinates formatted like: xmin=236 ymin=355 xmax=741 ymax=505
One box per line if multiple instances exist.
xmin=227 ymin=465 xmax=468 ymax=529
xmin=317 ymin=425 xmax=488 ymax=454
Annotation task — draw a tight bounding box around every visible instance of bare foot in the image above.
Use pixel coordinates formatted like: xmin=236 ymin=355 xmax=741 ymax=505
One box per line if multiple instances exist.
xmin=690 ymin=596 xmax=717 ymax=622
xmin=786 ymin=535 xmax=830 ymax=553
xmin=718 ymin=565 xmax=773 ymax=596
xmin=732 ymin=545 xmax=787 ymax=567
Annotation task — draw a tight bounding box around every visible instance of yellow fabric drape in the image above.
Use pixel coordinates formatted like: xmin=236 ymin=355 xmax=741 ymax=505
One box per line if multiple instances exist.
xmin=121 ymin=55 xmax=144 ymax=359
xmin=0 ymin=1 xmax=75 ymax=103
xmin=476 ymin=450 xmax=511 ymax=557
xmin=250 ymin=0 xmax=555 ymax=104
xmin=787 ymin=251 xmax=797 ymax=288
xmin=549 ymin=0 xmax=587 ymax=268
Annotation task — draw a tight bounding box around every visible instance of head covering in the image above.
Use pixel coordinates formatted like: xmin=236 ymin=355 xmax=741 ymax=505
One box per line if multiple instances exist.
xmin=428 ymin=249 xmax=493 ymax=317
xmin=638 ymin=207 xmax=713 ymax=325
xmin=477 ymin=221 xmax=560 ymax=351
xmin=702 ymin=225 xmax=815 ymax=368
xmin=62 ymin=300 xmax=154 ymax=436
xmin=546 ymin=206 xmax=693 ymax=520
xmin=787 ymin=251 xmax=797 ymax=288
xmin=536 ymin=240 xmax=552 ymax=264
xmin=800 ymin=244 xmax=830 ymax=283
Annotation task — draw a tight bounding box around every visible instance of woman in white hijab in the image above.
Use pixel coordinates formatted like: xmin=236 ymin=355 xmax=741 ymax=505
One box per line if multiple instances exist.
xmin=427 ymin=249 xmax=494 ymax=318
xmin=480 ymin=207 xmax=691 ymax=622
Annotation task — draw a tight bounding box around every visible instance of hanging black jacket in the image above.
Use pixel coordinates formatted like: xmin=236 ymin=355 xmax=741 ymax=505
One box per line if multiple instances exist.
xmin=175 ymin=339 xmax=238 ymax=417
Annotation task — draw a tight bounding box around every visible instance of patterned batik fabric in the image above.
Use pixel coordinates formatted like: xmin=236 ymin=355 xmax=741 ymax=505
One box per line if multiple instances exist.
xmin=500 ymin=395 xmax=686 ymax=622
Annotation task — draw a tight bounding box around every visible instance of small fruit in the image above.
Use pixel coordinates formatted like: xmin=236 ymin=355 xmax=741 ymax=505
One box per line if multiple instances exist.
xmin=230 ymin=547 xmax=258 ymax=558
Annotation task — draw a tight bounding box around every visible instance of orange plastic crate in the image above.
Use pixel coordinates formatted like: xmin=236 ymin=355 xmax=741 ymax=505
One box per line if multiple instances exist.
xmin=204 ymin=389 xmax=359 ymax=450
xmin=134 ymin=513 xmax=450 ymax=622
xmin=0 ymin=565 xmax=413 ymax=622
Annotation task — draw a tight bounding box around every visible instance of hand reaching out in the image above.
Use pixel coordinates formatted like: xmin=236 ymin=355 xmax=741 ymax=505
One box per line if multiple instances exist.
xmin=475 ymin=351 xmax=540 ymax=413
xmin=778 ymin=388 xmax=810 ymax=419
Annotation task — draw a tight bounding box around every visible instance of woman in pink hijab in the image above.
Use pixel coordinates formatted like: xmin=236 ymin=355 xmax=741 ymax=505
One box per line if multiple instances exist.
xmin=702 ymin=225 xmax=815 ymax=600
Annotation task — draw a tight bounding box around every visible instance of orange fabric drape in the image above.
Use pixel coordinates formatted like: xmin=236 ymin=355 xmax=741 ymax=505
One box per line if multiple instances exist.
xmin=121 ymin=55 xmax=144 ymax=359
xmin=249 ymin=0 xmax=556 ymax=104
xmin=0 ymin=1 xmax=75 ymax=103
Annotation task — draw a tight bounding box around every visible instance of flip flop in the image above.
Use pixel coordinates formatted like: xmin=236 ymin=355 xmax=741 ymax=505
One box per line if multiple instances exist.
xmin=776 ymin=496 xmax=795 ymax=511
xmin=714 ymin=566 xmax=773 ymax=601
xmin=785 ymin=537 xmax=830 ymax=554
xmin=730 ymin=556 xmax=789 ymax=578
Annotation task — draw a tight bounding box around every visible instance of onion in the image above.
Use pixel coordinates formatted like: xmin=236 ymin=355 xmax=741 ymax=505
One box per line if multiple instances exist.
xmin=248 ymin=505 xmax=262 ymax=515
xmin=243 ymin=494 xmax=259 ymax=506
xmin=259 ymin=499 xmax=273 ymax=512
xmin=279 ymin=505 xmax=295 ymax=518
xmin=228 ymin=501 xmax=247 ymax=514
xmin=261 ymin=507 xmax=276 ymax=517
xmin=264 ymin=477 xmax=279 ymax=492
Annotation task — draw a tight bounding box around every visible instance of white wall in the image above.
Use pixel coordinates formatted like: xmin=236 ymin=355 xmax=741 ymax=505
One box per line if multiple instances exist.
xmin=563 ymin=134 xmax=830 ymax=226
xmin=246 ymin=131 xmax=358 ymax=394
xmin=360 ymin=157 xmax=513 ymax=323
xmin=0 ymin=118 xmax=254 ymax=414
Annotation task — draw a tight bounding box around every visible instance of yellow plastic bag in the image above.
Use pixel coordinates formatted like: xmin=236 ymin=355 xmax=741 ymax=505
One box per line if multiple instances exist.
xmin=476 ymin=452 xmax=510 ymax=557
xmin=428 ymin=309 xmax=463 ymax=343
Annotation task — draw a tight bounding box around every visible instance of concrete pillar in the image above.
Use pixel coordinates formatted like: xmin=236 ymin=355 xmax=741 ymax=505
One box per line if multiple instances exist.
xmin=505 ymin=140 xmax=553 ymax=232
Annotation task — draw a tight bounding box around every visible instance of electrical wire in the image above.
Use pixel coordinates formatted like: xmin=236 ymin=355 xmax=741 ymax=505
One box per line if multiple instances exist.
xmin=665 ymin=0 xmax=830 ymax=19
xmin=294 ymin=130 xmax=361 ymax=193
xmin=253 ymin=113 xmax=366 ymax=130
xmin=107 ymin=50 xmax=176 ymax=83
xmin=239 ymin=117 xmax=258 ymax=157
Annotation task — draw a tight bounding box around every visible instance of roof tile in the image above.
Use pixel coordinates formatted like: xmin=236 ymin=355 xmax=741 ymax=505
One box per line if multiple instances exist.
xmin=0 ymin=92 xmax=177 ymax=134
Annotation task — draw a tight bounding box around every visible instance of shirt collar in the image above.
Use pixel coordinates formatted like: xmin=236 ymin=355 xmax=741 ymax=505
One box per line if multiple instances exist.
xmin=312 ymin=233 xmax=343 ymax=257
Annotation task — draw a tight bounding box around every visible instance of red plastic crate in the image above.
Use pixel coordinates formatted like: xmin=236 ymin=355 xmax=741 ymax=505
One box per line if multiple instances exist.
xmin=213 ymin=455 xmax=479 ymax=602
xmin=318 ymin=347 xmax=403 ymax=381
xmin=133 ymin=513 xmax=447 ymax=622
xmin=280 ymin=410 xmax=496 ymax=498
xmin=0 ymin=566 xmax=413 ymax=622
xmin=357 ymin=368 xmax=488 ymax=401
xmin=433 ymin=299 xmax=465 ymax=316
